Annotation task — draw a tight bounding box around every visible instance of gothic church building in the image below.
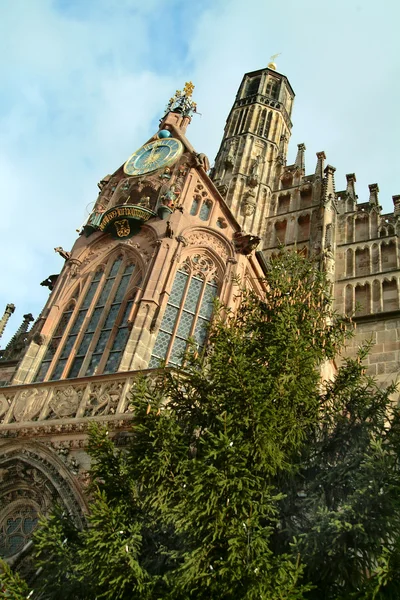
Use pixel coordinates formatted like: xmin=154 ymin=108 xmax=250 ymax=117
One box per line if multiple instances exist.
xmin=0 ymin=63 xmax=399 ymax=568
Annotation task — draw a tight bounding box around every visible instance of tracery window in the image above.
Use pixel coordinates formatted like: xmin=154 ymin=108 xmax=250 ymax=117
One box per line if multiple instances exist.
xmin=0 ymin=504 xmax=38 ymax=559
xmin=266 ymin=78 xmax=280 ymax=99
xmin=199 ymin=200 xmax=212 ymax=221
xmin=149 ymin=255 xmax=219 ymax=368
xmin=190 ymin=196 xmax=200 ymax=215
xmin=257 ymin=109 xmax=272 ymax=139
xmin=35 ymin=256 xmax=141 ymax=382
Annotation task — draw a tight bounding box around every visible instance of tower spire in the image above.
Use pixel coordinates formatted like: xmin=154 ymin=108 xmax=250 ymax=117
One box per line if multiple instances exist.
xmin=0 ymin=303 xmax=15 ymax=340
xmin=211 ymin=64 xmax=295 ymax=235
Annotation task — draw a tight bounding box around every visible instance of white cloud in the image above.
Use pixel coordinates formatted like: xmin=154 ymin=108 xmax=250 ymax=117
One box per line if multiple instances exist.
xmin=0 ymin=0 xmax=399 ymax=344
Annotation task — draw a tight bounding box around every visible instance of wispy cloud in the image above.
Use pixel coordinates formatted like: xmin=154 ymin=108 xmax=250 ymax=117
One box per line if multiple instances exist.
xmin=0 ymin=0 xmax=399 ymax=343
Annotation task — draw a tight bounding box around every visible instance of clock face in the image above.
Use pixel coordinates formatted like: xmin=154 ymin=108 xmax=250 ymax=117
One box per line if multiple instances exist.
xmin=124 ymin=138 xmax=183 ymax=176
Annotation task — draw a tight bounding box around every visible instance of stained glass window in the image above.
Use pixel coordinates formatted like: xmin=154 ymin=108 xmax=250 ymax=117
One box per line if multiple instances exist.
xmin=0 ymin=505 xmax=39 ymax=559
xmin=35 ymin=256 xmax=140 ymax=382
xmin=190 ymin=197 xmax=200 ymax=215
xmin=34 ymin=295 xmax=77 ymax=382
xmin=199 ymin=201 xmax=212 ymax=221
xmin=149 ymin=258 xmax=219 ymax=368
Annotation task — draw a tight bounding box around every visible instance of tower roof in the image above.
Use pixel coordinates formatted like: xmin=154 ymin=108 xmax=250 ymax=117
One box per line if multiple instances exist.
xmin=241 ymin=67 xmax=295 ymax=98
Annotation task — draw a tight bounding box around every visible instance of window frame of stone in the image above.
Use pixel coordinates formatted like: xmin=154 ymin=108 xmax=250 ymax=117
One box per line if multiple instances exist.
xmin=266 ymin=77 xmax=280 ymax=100
xmin=34 ymin=254 xmax=141 ymax=382
xmin=0 ymin=500 xmax=39 ymax=559
xmin=149 ymin=254 xmax=220 ymax=368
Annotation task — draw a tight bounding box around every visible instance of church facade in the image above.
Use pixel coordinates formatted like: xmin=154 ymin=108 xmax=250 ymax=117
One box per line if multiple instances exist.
xmin=0 ymin=64 xmax=399 ymax=570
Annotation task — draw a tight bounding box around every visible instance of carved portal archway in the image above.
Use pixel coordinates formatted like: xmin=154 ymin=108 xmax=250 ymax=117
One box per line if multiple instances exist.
xmin=0 ymin=441 xmax=87 ymax=571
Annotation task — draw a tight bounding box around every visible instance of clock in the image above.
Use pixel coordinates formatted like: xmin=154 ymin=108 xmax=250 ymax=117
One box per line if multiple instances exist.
xmin=124 ymin=138 xmax=183 ymax=176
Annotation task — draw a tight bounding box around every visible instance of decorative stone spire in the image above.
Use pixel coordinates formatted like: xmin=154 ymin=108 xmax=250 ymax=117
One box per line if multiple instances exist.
xmin=295 ymin=143 xmax=306 ymax=172
xmin=346 ymin=173 xmax=357 ymax=199
xmin=1 ymin=313 xmax=34 ymax=361
xmin=393 ymin=194 xmax=400 ymax=217
xmin=0 ymin=304 xmax=15 ymax=340
xmin=322 ymin=164 xmax=336 ymax=205
xmin=368 ymin=183 xmax=379 ymax=206
xmin=315 ymin=151 xmax=326 ymax=180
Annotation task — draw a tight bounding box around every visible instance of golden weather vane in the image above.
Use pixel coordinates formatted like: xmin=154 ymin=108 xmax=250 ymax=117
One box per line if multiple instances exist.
xmin=268 ymin=53 xmax=281 ymax=70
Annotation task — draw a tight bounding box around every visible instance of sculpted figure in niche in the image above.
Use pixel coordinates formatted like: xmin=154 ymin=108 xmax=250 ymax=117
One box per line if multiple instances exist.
xmin=248 ymin=154 xmax=263 ymax=187
xmin=225 ymin=139 xmax=237 ymax=168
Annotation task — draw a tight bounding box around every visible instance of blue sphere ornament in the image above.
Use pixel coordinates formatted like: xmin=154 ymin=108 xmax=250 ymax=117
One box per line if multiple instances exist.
xmin=158 ymin=129 xmax=172 ymax=138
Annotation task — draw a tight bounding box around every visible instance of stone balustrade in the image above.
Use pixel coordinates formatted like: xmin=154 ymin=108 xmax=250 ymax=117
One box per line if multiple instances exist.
xmin=0 ymin=370 xmax=158 ymax=438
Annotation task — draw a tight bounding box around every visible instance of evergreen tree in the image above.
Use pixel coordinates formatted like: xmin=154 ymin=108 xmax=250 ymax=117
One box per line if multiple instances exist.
xmin=10 ymin=251 xmax=400 ymax=599
xmin=0 ymin=558 xmax=30 ymax=599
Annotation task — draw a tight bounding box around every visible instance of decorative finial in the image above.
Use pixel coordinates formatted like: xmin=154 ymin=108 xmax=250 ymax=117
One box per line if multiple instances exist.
xmin=183 ymin=81 xmax=195 ymax=97
xmin=268 ymin=52 xmax=281 ymax=71
xmin=165 ymin=82 xmax=197 ymax=118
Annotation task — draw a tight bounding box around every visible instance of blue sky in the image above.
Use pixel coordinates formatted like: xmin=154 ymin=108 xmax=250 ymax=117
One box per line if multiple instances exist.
xmin=0 ymin=0 xmax=399 ymax=344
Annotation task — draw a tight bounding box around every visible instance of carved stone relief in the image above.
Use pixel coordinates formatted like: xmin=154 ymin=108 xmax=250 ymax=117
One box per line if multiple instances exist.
xmin=47 ymin=386 xmax=82 ymax=419
xmin=185 ymin=230 xmax=231 ymax=262
xmin=13 ymin=388 xmax=48 ymax=423
xmin=84 ymin=380 xmax=123 ymax=417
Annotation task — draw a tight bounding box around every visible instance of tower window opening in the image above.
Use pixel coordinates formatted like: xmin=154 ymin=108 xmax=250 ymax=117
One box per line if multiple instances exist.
xmin=35 ymin=256 xmax=141 ymax=382
xmin=149 ymin=257 xmax=219 ymax=368
xmin=264 ymin=112 xmax=272 ymax=138
xmin=257 ymin=109 xmax=266 ymax=137
xmin=245 ymin=76 xmax=261 ymax=97
xmin=266 ymin=78 xmax=280 ymax=100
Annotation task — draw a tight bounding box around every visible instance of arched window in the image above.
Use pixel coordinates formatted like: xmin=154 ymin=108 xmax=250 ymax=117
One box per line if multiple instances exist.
xmin=199 ymin=200 xmax=212 ymax=221
xmin=190 ymin=196 xmax=200 ymax=216
xmin=34 ymin=295 xmax=78 ymax=382
xmin=245 ymin=76 xmax=261 ymax=97
xmin=257 ymin=109 xmax=266 ymax=136
xmin=35 ymin=256 xmax=141 ymax=382
xmin=257 ymin=109 xmax=272 ymax=139
xmin=0 ymin=503 xmax=39 ymax=559
xmin=266 ymin=78 xmax=280 ymax=99
xmin=149 ymin=255 xmax=219 ymax=368
xmin=264 ymin=111 xmax=272 ymax=138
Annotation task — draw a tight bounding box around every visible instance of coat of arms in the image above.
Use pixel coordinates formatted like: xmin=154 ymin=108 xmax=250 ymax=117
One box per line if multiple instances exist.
xmin=114 ymin=219 xmax=131 ymax=238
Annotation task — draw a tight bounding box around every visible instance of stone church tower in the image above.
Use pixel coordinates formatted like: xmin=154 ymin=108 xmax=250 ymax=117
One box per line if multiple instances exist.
xmin=1 ymin=65 xmax=399 ymax=573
